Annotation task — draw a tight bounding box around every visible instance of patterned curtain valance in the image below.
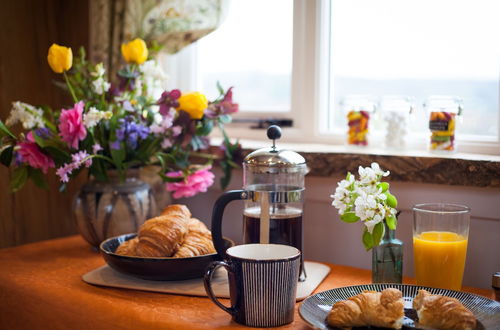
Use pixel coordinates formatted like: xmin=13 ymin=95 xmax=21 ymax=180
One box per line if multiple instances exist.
xmin=89 ymin=0 xmax=228 ymax=78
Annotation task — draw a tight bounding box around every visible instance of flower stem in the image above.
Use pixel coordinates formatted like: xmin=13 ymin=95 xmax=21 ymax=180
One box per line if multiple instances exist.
xmin=63 ymin=71 xmax=78 ymax=103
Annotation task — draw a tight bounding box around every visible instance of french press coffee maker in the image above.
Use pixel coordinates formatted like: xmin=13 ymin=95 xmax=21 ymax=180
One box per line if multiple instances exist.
xmin=211 ymin=126 xmax=308 ymax=281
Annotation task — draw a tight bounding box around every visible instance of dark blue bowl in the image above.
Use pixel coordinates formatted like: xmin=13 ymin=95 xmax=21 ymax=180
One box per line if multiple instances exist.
xmin=100 ymin=233 xmax=234 ymax=281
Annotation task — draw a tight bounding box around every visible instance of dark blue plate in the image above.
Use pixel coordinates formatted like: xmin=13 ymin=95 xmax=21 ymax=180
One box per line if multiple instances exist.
xmin=299 ymin=283 xmax=500 ymax=329
xmin=100 ymin=233 xmax=234 ymax=281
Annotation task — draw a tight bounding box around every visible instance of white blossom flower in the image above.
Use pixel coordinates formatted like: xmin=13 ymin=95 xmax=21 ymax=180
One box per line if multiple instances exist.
xmin=331 ymin=162 xmax=397 ymax=248
xmin=6 ymin=101 xmax=45 ymax=129
xmin=354 ymin=189 xmax=386 ymax=233
xmin=91 ymin=63 xmax=106 ymax=78
xmin=139 ymin=60 xmax=168 ymax=99
xmin=370 ymin=162 xmax=390 ymax=177
xmin=92 ymin=77 xmax=111 ymax=95
xmin=330 ymin=175 xmax=355 ymax=215
xmin=83 ymin=107 xmax=112 ymax=128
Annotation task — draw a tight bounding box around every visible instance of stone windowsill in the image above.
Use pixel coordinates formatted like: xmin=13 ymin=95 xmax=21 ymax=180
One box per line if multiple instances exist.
xmin=226 ymin=139 xmax=500 ymax=188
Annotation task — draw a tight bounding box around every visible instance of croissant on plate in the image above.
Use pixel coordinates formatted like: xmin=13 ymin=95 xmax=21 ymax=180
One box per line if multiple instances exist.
xmin=114 ymin=204 xmax=215 ymax=258
xmin=327 ymin=288 xmax=404 ymax=329
xmin=413 ymin=289 xmax=476 ymax=330
xmin=134 ymin=204 xmax=191 ymax=257
xmin=173 ymin=218 xmax=215 ymax=258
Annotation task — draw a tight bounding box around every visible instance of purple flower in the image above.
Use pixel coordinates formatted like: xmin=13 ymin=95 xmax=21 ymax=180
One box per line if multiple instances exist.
xmin=71 ymin=151 xmax=92 ymax=168
xmin=56 ymin=151 xmax=93 ymax=183
xmin=110 ymin=141 xmax=121 ymax=150
xmin=92 ymin=143 xmax=102 ymax=154
xmin=115 ymin=116 xmax=150 ymax=149
xmin=157 ymin=89 xmax=181 ymax=116
xmin=205 ymin=87 xmax=239 ymax=118
xmin=34 ymin=127 xmax=52 ymax=139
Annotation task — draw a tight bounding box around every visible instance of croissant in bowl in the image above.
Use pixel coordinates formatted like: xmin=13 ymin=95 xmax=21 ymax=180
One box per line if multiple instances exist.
xmin=115 ymin=204 xmax=215 ymax=258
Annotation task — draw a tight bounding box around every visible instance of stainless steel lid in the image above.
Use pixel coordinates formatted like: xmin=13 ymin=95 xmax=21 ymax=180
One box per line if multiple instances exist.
xmin=493 ymin=272 xmax=500 ymax=289
xmin=243 ymin=125 xmax=307 ymax=173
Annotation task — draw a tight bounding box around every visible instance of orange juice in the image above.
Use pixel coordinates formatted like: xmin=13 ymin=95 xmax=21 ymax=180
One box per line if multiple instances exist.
xmin=413 ymin=231 xmax=468 ymax=290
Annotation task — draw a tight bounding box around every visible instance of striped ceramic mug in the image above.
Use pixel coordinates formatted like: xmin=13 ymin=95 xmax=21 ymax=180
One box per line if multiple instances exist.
xmin=204 ymin=244 xmax=301 ymax=327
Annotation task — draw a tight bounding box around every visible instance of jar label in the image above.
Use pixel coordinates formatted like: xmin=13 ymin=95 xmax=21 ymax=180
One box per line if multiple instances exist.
xmin=429 ymin=120 xmax=449 ymax=131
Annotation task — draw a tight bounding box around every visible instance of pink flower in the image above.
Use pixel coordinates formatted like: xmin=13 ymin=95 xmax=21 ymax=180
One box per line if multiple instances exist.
xmin=58 ymin=101 xmax=87 ymax=149
xmin=17 ymin=132 xmax=55 ymax=174
xmin=166 ymin=166 xmax=215 ymax=199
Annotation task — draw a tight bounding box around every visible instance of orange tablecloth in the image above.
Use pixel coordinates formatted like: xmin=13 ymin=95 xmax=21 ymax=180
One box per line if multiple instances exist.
xmin=0 ymin=236 xmax=494 ymax=329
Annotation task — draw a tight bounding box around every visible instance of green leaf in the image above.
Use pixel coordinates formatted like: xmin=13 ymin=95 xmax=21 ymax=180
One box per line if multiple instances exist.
xmin=10 ymin=167 xmax=28 ymax=192
xmin=89 ymin=158 xmax=108 ymax=182
xmin=386 ymin=215 xmax=397 ymax=230
xmin=216 ymin=81 xmax=225 ymax=95
xmin=385 ymin=192 xmax=398 ymax=208
xmin=219 ymin=114 xmax=232 ymax=124
xmin=0 ymin=146 xmax=14 ymax=166
xmin=28 ymin=168 xmax=48 ymax=189
xmin=362 ymin=228 xmax=374 ymax=251
xmin=196 ymin=120 xmax=214 ymax=136
xmin=158 ymin=172 xmax=184 ymax=183
xmin=44 ymin=146 xmax=71 ymax=164
xmin=340 ymin=212 xmax=360 ymax=223
xmin=110 ymin=144 xmax=126 ymax=169
xmin=372 ymin=221 xmax=385 ymax=246
xmin=0 ymin=120 xmax=16 ymax=139
xmin=377 ymin=182 xmax=389 ymax=192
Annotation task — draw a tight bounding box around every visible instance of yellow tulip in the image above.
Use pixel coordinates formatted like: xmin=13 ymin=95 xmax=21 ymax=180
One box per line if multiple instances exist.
xmin=177 ymin=92 xmax=208 ymax=120
xmin=47 ymin=44 xmax=73 ymax=73
xmin=121 ymin=38 xmax=148 ymax=65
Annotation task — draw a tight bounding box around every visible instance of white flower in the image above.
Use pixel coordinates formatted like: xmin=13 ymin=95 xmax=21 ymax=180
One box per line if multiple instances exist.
xmin=330 ymin=176 xmax=355 ymax=215
xmin=354 ymin=189 xmax=386 ymax=233
xmin=139 ymin=60 xmax=168 ymax=99
xmin=91 ymin=63 xmax=106 ymax=78
xmin=83 ymin=107 xmax=112 ymax=128
xmin=6 ymin=101 xmax=45 ymax=129
xmin=92 ymin=77 xmax=111 ymax=95
xmin=370 ymin=162 xmax=390 ymax=177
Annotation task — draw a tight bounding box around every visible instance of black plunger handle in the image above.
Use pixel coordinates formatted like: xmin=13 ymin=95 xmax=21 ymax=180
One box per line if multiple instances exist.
xmin=211 ymin=190 xmax=247 ymax=259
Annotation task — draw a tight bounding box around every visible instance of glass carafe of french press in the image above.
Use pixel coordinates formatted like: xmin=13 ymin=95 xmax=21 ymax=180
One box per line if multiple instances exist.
xmin=211 ymin=126 xmax=308 ymax=281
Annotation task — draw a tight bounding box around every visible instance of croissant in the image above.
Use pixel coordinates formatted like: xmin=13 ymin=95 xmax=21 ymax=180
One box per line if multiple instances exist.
xmin=327 ymin=288 xmax=404 ymax=329
xmin=413 ymin=290 xmax=476 ymax=330
xmin=115 ymin=237 xmax=139 ymax=256
xmin=173 ymin=218 xmax=216 ymax=258
xmin=134 ymin=205 xmax=191 ymax=257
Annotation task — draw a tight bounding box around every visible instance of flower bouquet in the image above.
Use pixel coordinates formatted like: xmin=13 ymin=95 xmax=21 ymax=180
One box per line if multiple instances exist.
xmin=331 ymin=162 xmax=403 ymax=282
xmin=0 ymin=38 xmax=241 ymax=199
xmin=330 ymin=162 xmax=399 ymax=250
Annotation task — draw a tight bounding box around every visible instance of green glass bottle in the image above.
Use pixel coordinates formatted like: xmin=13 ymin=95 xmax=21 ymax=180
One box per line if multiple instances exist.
xmin=372 ymin=222 xmax=403 ymax=283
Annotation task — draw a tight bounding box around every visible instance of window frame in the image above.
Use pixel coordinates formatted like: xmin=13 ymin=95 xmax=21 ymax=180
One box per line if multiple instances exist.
xmin=163 ymin=0 xmax=500 ymax=156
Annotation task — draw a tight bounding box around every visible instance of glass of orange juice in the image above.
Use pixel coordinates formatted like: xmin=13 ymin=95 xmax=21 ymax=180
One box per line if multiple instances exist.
xmin=412 ymin=203 xmax=470 ymax=291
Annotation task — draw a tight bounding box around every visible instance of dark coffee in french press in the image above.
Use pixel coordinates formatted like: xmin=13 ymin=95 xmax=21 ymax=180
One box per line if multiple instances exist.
xmin=211 ymin=126 xmax=308 ymax=281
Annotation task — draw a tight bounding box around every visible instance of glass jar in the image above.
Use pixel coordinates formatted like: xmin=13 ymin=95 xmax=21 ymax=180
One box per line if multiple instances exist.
xmin=372 ymin=222 xmax=403 ymax=283
xmin=424 ymin=96 xmax=463 ymax=152
xmin=379 ymin=96 xmax=413 ymax=149
xmin=341 ymin=95 xmax=376 ymax=146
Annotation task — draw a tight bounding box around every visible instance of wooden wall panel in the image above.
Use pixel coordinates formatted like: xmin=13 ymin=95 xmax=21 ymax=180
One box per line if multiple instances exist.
xmin=0 ymin=0 xmax=90 ymax=248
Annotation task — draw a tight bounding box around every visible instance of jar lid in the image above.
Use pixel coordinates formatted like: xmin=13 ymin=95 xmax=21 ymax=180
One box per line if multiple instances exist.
xmin=243 ymin=126 xmax=307 ymax=174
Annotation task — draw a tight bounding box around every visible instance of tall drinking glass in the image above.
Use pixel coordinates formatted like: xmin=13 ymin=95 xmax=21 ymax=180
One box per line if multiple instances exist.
xmin=412 ymin=203 xmax=470 ymax=291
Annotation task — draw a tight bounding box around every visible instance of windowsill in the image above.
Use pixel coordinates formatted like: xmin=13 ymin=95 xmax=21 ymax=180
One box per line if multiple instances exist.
xmin=214 ymin=138 xmax=500 ymax=188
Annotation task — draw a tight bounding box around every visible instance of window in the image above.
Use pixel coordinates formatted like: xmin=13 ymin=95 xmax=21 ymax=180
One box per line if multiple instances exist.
xmin=164 ymin=0 xmax=500 ymax=155
xmin=197 ymin=0 xmax=293 ymax=113
xmin=326 ymin=0 xmax=500 ymax=143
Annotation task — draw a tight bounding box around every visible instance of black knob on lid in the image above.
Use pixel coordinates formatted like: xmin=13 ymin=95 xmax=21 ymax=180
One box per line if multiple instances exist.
xmin=267 ymin=125 xmax=281 ymax=151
